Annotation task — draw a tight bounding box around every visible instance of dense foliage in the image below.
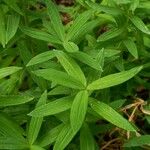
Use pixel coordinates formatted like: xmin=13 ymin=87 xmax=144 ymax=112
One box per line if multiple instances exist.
xmin=0 ymin=0 xmax=150 ymax=149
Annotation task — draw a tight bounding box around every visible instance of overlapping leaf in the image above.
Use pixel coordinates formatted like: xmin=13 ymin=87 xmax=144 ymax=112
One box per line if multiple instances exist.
xmin=87 ymin=66 xmax=143 ymax=90
xmin=28 ymin=91 xmax=47 ymax=145
xmin=55 ymin=50 xmax=86 ymax=86
xmin=89 ymin=98 xmax=135 ymax=131
xmin=33 ymin=68 xmax=85 ymax=89
xmin=29 ymin=96 xmax=73 ymax=117
xmin=70 ymin=90 xmax=88 ymax=132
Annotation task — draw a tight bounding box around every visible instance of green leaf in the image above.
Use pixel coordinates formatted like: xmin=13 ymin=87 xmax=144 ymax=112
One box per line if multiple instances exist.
xmin=63 ymin=41 xmax=79 ymax=53
xmin=70 ymin=90 xmax=88 ymax=132
xmin=114 ymin=0 xmax=131 ymax=4
xmin=87 ymin=66 xmax=143 ymax=90
xmin=130 ymin=16 xmax=150 ymax=35
xmin=0 ymin=94 xmax=34 ymax=107
xmin=55 ymin=51 xmax=86 ymax=86
xmin=71 ymin=51 xmax=102 ymax=71
xmin=124 ymin=135 xmax=150 ymax=147
xmin=0 ymin=10 xmax=6 ymax=48
xmin=0 ymin=113 xmax=26 ymax=141
xmin=21 ymin=27 xmax=61 ymax=44
xmin=0 ymin=67 xmax=22 ymax=80
xmin=33 ymin=68 xmax=85 ymax=89
xmin=89 ymin=98 xmax=136 ymax=131
xmin=71 ymin=19 xmax=101 ymax=43
xmin=97 ymin=28 xmax=124 ymax=42
xmin=5 ymin=14 xmax=20 ymax=44
xmin=45 ymin=0 xmax=65 ymax=41
xmin=30 ymin=145 xmax=46 ymax=150
xmin=80 ymin=124 xmax=95 ymax=150
xmin=4 ymin=0 xmax=24 ymax=15
xmin=130 ymin=0 xmax=139 ymax=12
xmin=48 ymin=86 xmax=71 ymax=96
xmin=54 ymin=123 xmax=76 ymax=150
xmin=86 ymin=1 xmax=123 ymax=15
xmin=28 ymin=91 xmax=47 ymax=145
xmin=123 ymin=39 xmax=138 ymax=59
xmin=0 ymin=137 xmax=28 ymax=150
xmin=66 ymin=10 xmax=92 ymax=41
xmin=27 ymin=51 xmax=55 ymax=66
xmin=29 ymin=96 xmax=73 ymax=117
xmin=38 ymin=124 xmax=64 ymax=147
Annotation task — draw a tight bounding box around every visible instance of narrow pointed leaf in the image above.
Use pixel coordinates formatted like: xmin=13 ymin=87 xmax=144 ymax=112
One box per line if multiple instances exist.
xmin=27 ymin=51 xmax=55 ymax=66
xmin=29 ymin=96 xmax=73 ymax=117
xmin=71 ymin=51 xmax=102 ymax=71
xmin=89 ymin=98 xmax=136 ymax=131
xmin=0 ymin=67 xmax=22 ymax=80
xmin=130 ymin=16 xmax=150 ymax=35
xmin=87 ymin=66 xmax=143 ymax=90
xmin=67 ymin=10 xmax=92 ymax=41
xmin=38 ymin=124 xmax=64 ymax=147
xmin=0 ymin=137 xmax=28 ymax=150
xmin=33 ymin=68 xmax=85 ymax=89
xmin=70 ymin=90 xmax=88 ymax=132
xmin=0 ymin=94 xmax=34 ymax=107
xmin=21 ymin=27 xmax=61 ymax=44
xmin=48 ymin=86 xmax=71 ymax=96
xmin=54 ymin=123 xmax=76 ymax=150
xmin=28 ymin=91 xmax=47 ymax=145
xmin=45 ymin=0 xmax=65 ymax=41
xmin=0 ymin=114 xmax=26 ymax=141
xmin=0 ymin=10 xmax=6 ymax=47
xmin=30 ymin=145 xmax=46 ymax=150
xmin=5 ymin=15 xmax=20 ymax=44
xmin=124 ymin=135 xmax=150 ymax=147
xmin=97 ymin=28 xmax=124 ymax=42
xmin=63 ymin=41 xmax=79 ymax=53
xmin=123 ymin=39 xmax=138 ymax=59
xmin=80 ymin=124 xmax=95 ymax=150
xmin=4 ymin=0 xmax=23 ymax=15
xmin=55 ymin=51 xmax=86 ymax=86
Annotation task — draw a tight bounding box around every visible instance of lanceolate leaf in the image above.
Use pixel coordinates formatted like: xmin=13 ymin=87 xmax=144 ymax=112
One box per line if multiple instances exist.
xmin=28 ymin=91 xmax=47 ymax=145
xmin=123 ymin=39 xmax=138 ymax=59
xmin=130 ymin=16 xmax=150 ymax=35
xmin=55 ymin=50 xmax=86 ymax=86
xmin=0 ymin=67 xmax=22 ymax=80
xmin=45 ymin=0 xmax=65 ymax=41
xmin=54 ymin=123 xmax=77 ymax=150
xmin=21 ymin=27 xmax=61 ymax=44
xmin=0 ymin=113 xmax=25 ymax=141
xmin=29 ymin=96 xmax=73 ymax=117
xmin=0 ymin=10 xmax=6 ymax=48
xmin=80 ymin=124 xmax=95 ymax=150
xmin=86 ymin=1 xmax=123 ymax=15
xmin=89 ymin=98 xmax=136 ymax=131
xmin=66 ymin=10 xmax=92 ymax=41
xmin=48 ymin=86 xmax=71 ymax=96
xmin=4 ymin=0 xmax=23 ymax=15
xmin=38 ymin=124 xmax=64 ymax=147
xmin=71 ymin=51 xmax=103 ymax=71
xmin=63 ymin=41 xmax=79 ymax=53
xmin=0 ymin=94 xmax=34 ymax=107
xmin=97 ymin=28 xmax=124 ymax=42
xmin=5 ymin=14 xmax=20 ymax=44
xmin=124 ymin=135 xmax=150 ymax=147
xmin=33 ymin=68 xmax=85 ymax=89
xmin=30 ymin=145 xmax=46 ymax=150
xmin=27 ymin=51 xmax=55 ymax=66
xmin=0 ymin=137 xmax=28 ymax=150
xmin=87 ymin=66 xmax=143 ymax=90
xmin=70 ymin=90 xmax=88 ymax=132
